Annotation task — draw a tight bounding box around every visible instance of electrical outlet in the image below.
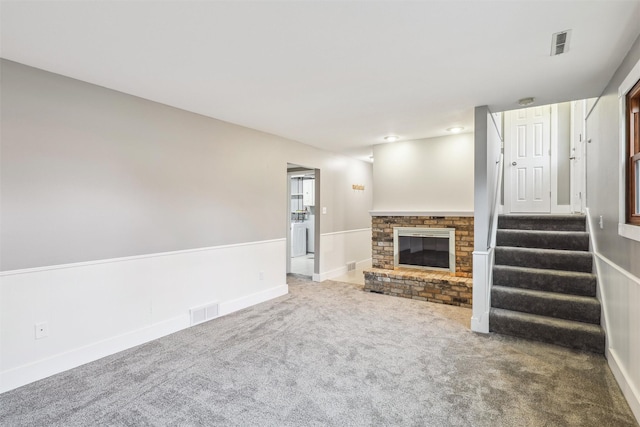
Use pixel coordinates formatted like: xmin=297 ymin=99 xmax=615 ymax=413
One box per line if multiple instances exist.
xmin=259 ymin=271 xmax=264 ymax=280
xmin=35 ymin=322 xmax=49 ymax=339
xmin=599 ymin=215 xmax=604 ymax=229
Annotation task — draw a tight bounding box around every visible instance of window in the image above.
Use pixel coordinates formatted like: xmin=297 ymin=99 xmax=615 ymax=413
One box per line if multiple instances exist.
xmin=619 ymin=58 xmax=640 ymax=242
xmin=627 ymin=79 xmax=640 ymax=225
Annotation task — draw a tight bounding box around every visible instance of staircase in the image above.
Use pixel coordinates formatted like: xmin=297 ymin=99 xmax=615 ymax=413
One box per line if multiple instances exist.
xmin=489 ymin=215 xmax=605 ymax=353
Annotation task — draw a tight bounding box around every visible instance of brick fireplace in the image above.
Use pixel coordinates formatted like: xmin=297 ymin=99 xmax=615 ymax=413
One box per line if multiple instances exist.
xmin=364 ymin=215 xmax=474 ymax=308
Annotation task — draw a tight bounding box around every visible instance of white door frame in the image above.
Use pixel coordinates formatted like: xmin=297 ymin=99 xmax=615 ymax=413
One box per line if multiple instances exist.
xmin=504 ymin=104 xmax=570 ymax=214
xmin=286 ymin=165 xmax=320 ymax=277
xmin=504 ymin=106 xmax=551 ymax=213
xmin=550 ymin=105 xmax=572 ymax=214
xmin=570 ymin=100 xmax=587 ymax=213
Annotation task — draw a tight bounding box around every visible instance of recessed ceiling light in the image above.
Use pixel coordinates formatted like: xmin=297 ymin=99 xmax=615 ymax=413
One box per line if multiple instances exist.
xmin=446 ymin=127 xmax=464 ymax=133
xmin=518 ymin=97 xmax=535 ymax=106
xmin=384 ymin=135 xmax=400 ymax=142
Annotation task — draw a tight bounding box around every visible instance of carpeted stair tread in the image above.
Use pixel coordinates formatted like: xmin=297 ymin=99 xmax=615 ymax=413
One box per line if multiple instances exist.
xmin=496 ymin=229 xmax=589 ymax=251
xmin=490 ymin=214 xmax=602 ymax=353
xmin=489 ymin=308 xmax=605 ymax=353
xmin=498 ymin=214 xmax=586 ymax=231
xmin=492 ymin=265 xmax=596 ymax=296
xmin=494 ymin=246 xmax=592 ymax=272
xmin=491 ymin=285 xmax=600 ymax=324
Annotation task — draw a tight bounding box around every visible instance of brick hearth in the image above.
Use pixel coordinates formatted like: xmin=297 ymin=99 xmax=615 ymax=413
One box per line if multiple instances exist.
xmin=364 ymin=268 xmax=473 ymax=308
xmin=364 ymin=215 xmax=474 ymax=307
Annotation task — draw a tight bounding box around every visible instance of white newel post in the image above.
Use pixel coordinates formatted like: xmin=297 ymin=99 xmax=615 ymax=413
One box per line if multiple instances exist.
xmin=471 ymin=249 xmax=492 ymax=333
xmin=472 ymin=104 xmax=490 ymax=334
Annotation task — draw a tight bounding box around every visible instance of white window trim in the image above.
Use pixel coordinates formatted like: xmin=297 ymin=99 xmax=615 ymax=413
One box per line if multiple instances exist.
xmin=618 ymin=57 xmax=640 ymax=242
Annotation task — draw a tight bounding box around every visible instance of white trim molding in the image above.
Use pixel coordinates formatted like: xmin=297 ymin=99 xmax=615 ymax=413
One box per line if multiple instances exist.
xmin=320 ymin=228 xmax=372 ymax=236
xmin=313 ymin=258 xmax=372 ymax=283
xmin=549 ymin=105 xmax=572 ymax=215
xmin=471 ymin=249 xmax=493 ymax=333
xmin=369 ymin=211 xmax=474 ymax=217
xmin=618 ymin=56 xmax=640 ymax=243
xmin=551 ymin=104 xmax=560 ymax=212
xmin=619 ymin=223 xmax=640 ymax=242
xmin=316 ymin=228 xmax=372 ymax=282
xmin=0 ymin=314 xmax=189 ymax=395
xmin=1 ymin=239 xmax=287 ymax=393
xmin=586 ymin=208 xmax=640 ymax=422
xmin=594 ymin=252 xmax=640 ymax=422
xmin=1 ymin=238 xmax=287 ymax=277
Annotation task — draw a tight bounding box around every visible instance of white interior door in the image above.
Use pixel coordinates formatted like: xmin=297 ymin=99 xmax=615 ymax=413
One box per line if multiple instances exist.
xmin=570 ymin=100 xmax=587 ymax=213
xmin=505 ymin=106 xmax=551 ymax=213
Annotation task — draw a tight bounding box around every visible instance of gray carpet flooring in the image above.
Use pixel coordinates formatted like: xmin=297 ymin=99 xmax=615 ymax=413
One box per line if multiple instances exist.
xmin=0 ymin=276 xmax=637 ymax=426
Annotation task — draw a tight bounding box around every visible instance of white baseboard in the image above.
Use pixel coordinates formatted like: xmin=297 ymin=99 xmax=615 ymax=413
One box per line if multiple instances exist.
xmin=0 ymin=315 xmax=188 ymax=393
xmin=357 ymin=258 xmax=372 ymax=270
xmin=586 ymin=207 xmax=640 ymax=424
xmin=0 ymin=283 xmax=288 ymax=394
xmin=596 ymin=252 xmax=640 ymax=425
xmin=316 ymin=228 xmax=371 ymax=282
xmin=313 ymin=258 xmax=372 ymax=282
xmin=314 ymin=265 xmax=348 ymax=282
xmin=1 ymin=239 xmax=287 ymax=394
xmin=218 ymin=284 xmax=288 ymax=316
xmin=607 ymin=347 xmax=640 ymax=422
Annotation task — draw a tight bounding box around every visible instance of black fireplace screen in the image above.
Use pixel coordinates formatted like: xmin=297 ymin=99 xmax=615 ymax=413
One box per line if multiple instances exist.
xmin=398 ymin=236 xmax=449 ymax=269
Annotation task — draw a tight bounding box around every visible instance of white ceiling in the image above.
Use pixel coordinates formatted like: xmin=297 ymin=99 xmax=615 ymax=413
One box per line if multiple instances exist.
xmin=2 ymin=1 xmax=640 ymax=161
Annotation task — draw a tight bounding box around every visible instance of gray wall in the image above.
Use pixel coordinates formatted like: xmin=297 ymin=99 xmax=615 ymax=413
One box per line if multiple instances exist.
xmin=372 ymin=133 xmax=474 ymax=212
xmin=585 ymin=34 xmax=640 ymax=276
xmin=0 ymin=60 xmax=373 ymax=271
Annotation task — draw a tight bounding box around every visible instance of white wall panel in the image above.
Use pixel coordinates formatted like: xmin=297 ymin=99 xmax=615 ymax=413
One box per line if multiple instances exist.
xmin=594 ymin=253 xmax=640 ymax=421
xmin=0 ymin=239 xmax=287 ymax=393
xmin=315 ymin=228 xmax=372 ymax=281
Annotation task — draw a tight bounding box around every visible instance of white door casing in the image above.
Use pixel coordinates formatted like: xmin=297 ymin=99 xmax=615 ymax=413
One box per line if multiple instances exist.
xmin=505 ymin=106 xmax=552 ymax=213
xmin=570 ymin=100 xmax=587 ymax=213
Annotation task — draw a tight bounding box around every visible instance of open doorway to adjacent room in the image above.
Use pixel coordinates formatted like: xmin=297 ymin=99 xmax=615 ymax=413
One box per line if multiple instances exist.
xmin=287 ymin=164 xmax=320 ymax=278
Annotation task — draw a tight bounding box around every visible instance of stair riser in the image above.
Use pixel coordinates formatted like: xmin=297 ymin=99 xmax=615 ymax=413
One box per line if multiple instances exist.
xmin=495 ymin=248 xmax=592 ymax=273
xmin=492 ymin=267 xmax=596 ymax=297
xmin=491 ymin=288 xmax=600 ymax=324
xmin=489 ymin=310 xmax=605 ymax=353
xmin=496 ymin=231 xmax=589 ymax=251
xmin=498 ymin=216 xmax=585 ymax=232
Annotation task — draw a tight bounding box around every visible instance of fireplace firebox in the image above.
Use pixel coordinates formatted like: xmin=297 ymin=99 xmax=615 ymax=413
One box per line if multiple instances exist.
xmin=393 ymin=227 xmax=456 ymax=273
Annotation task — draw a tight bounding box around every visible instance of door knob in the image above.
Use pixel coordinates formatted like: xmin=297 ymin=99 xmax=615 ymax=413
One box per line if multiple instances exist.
xmin=569 ymin=156 xmax=576 ymax=160
xmin=511 ymin=161 xmax=517 ymax=166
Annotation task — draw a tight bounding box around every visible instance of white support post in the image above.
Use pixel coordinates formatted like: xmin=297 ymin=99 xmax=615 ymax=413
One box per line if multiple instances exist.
xmin=471 ymin=249 xmax=492 ymax=333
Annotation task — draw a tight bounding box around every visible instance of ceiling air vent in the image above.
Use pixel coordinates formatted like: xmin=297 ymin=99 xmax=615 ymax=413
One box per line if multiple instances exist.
xmin=551 ymin=30 xmax=571 ymax=56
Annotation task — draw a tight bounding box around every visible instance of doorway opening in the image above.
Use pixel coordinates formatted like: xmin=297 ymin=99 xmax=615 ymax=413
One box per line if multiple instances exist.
xmin=287 ymin=164 xmax=320 ymax=278
xmin=504 ymin=105 xmax=552 ymax=213
xmin=502 ymin=100 xmax=592 ymax=215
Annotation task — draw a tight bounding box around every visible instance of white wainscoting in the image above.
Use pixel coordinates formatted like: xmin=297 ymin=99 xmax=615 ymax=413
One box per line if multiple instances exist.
xmin=0 ymin=239 xmax=287 ymax=393
xmin=586 ymin=210 xmax=640 ymax=422
xmin=593 ymin=254 xmax=640 ymax=421
xmin=314 ymin=228 xmax=372 ymax=282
